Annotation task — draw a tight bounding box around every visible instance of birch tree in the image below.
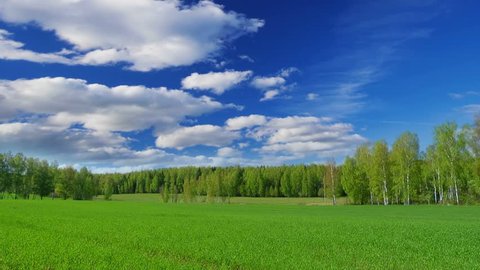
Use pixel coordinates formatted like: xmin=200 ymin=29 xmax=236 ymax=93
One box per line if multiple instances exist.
xmin=391 ymin=132 xmax=419 ymax=205
xmin=371 ymin=140 xmax=391 ymax=205
xmin=324 ymin=158 xmax=338 ymax=205
xmin=355 ymin=144 xmax=374 ymax=204
xmin=434 ymin=123 xmax=469 ymax=204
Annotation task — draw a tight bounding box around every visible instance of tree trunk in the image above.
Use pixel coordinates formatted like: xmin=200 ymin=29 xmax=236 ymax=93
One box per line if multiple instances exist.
xmin=453 ymin=178 xmax=459 ymax=205
xmin=330 ymin=165 xmax=335 ymax=206
xmin=382 ymin=165 xmax=389 ymax=205
xmin=383 ymin=179 xmax=388 ymax=205
xmin=406 ymin=173 xmax=410 ymax=205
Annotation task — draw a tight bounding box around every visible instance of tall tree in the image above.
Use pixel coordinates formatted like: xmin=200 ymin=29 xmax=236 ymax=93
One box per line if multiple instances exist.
xmin=391 ymin=132 xmax=419 ymax=205
xmin=355 ymin=144 xmax=374 ymax=204
xmin=371 ymin=140 xmax=391 ymax=205
xmin=324 ymin=158 xmax=338 ymax=205
xmin=9 ymin=153 xmax=26 ymax=199
xmin=341 ymin=156 xmax=368 ymax=204
xmin=33 ymin=160 xmax=53 ymax=199
xmin=434 ymin=123 xmax=469 ymax=204
xmin=425 ymin=145 xmax=439 ymax=203
xmin=0 ymin=153 xmax=10 ymax=199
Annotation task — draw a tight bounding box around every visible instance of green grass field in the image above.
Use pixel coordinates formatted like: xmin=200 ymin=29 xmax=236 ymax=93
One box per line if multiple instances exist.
xmin=1 ymin=196 xmax=479 ymax=269
xmin=101 ymin=193 xmax=348 ymax=205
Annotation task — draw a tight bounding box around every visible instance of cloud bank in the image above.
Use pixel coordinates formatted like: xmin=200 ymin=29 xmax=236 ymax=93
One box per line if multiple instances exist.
xmin=0 ymin=0 xmax=264 ymax=71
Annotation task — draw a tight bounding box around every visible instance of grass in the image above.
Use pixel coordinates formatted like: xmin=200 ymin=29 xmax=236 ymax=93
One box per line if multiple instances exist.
xmin=101 ymin=193 xmax=348 ymax=205
xmin=1 ymin=196 xmax=479 ymax=269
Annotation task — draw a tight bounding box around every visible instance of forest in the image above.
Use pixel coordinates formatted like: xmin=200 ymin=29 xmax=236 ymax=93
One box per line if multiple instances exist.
xmin=1 ymin=118 xmax=480 ymax=205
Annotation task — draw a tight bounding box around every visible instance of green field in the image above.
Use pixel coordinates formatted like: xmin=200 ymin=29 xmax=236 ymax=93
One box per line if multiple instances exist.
xmin=101 ymin=193 xmax=348 ymax=205
xmin=1 ymin=197 xmax=479 ymax=269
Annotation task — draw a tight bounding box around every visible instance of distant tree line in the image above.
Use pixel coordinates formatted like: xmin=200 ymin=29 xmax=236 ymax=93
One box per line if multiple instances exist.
xmin=1 ymin=118 xmax=480 ymax=204
xmin=0 ymin=153 xmax=98 ymax=200
xmin=97 ymin=164 xmax=337 ymax=203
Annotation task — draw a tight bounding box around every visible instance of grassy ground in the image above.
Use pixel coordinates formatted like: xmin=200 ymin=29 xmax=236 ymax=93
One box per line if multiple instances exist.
xmin=101 ymin=193 xmax=348 ymax=205
xmin=1 ymin=197 xmax=479 ymax=269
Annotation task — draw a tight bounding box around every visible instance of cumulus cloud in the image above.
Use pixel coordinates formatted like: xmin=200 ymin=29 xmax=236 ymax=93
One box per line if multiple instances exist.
xmin=156 ymin=125 xmax=239 ymax=150
xmin=0 ymin=77 xmax=366 ymax=169
xmin=181 ymin=70 xmax=252 ymax=95
xmin=0 ymin=77 xmax=240 ymax=168
xmin=227 ymin=115 xmax=366 ymax=157
xmin=0 ymin=121 xmax=257 ymax=172
xmin=226 ymin=114 xmax=267 ymax=130
xmin=0 ymin=29 xmax=72 ymax=64
xmin=251 ymin=76 xmax=286 ymax=90
xmin=0 ymin=77 xmax=224 ymax=133
xmin=260 ymin=90 xmax=280 ymax=101
xmin=251 ymin=67 xmax=298 ymax=101
xmin=0 ymin=0 xmax=264 ymax=71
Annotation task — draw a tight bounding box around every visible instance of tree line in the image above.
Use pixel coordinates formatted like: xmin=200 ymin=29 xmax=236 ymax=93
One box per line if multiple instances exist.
xmin=1 ymin=118 xmax=480 ymax=204
xmin=342 ymin=120 xmax=480 ymax=205
xmin=0 ymin=153 xmax=98 ymax=200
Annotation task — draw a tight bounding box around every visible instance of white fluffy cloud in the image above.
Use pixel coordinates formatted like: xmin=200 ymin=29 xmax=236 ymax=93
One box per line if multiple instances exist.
xmin=250 ymin=67 xmax=298 ymax=101
xmin=226 ymin=115 xmax=366 ymax=157
xmin=0 ymin=77 xmax=224 ymax=133
xmin=260 ymin=90 xmax=280 ymax=101
xmin=0 ymin=77 xmax=246 ymax=170
xmin=181 ymin=70 xmax=252 ymax=94
xmin=0 ymin=122 xmax=229 ymax=172
xmin=0 ymin=29 xmax=71 ymax=64
xmin=251 ymin=76 xmax=286 ymax=90
xmin=156 ymin=125 xmax=239 ymax=150
xmin=0 ymin=0 xmax=264 ymax=71
xmin=0 ymin=78 xmax=366 ymax=169
xmin=226 ymin=114 xmax=267 ymax=130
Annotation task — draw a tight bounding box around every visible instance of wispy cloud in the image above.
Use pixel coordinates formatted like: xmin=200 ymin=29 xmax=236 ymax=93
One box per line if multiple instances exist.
xmin=449 ymin=91 xmax=480 ymax=100
xmin=460 ymin=104 xmax=480 ymax=115
xmin=300 ymin=0 xmax=445 ymax=117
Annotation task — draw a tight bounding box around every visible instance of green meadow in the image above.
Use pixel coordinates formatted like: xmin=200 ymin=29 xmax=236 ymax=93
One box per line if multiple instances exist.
xmin=1 ymin=197 xmax=479 ymax=269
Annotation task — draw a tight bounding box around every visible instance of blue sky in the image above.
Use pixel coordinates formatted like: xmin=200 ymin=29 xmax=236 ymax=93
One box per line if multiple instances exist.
xmin=0 ymin=0 xmax=479 ymax=172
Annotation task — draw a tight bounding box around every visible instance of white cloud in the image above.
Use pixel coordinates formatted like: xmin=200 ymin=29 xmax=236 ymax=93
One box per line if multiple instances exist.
xmin=238 ymin=142 xmax=249 ymax=149
xmin=449 ymin=91 xmax=479 ymax=100
xmin=238 ymin=115 xmax=366 ymax=157
xmin=181 ymin=70 xmax=252 ymax=95
xmin=0 ymin=76 xmax=248 ymax=170
xmin=307 ymin=93 xmax=318 ymax=100
xmin=217 ymin=147 xmax=241 ymax=157
xmin=0 ymin=29 xmax=71 ymax=64
xmin=251 ymin=76 xmax=286 ymax=90
xmin=0 ymin=122 xmax=241 ymax=172
xmin=0 ymin=77 xmax=224 ymax=133
xmin=155 ymin=125 xmax=239 ymax=150
xmin=251 ymin=67 xmax=298 ymax=101
xmin=279 ymin=67 xmax=299 ymax=77
xmin=0 ymin=77 xmax=366 ymax=169
xmin=226 ymin=114 xmax=267 ymax=130
xmin=260 ymin=90 xmax=280 ymax=101
xmin=0 ymin=0 xmax=264 ymax=71
xmin=460 ymin=104 xmax=480 ymax=115
xmin=0 ymin=77 xmax=238 ymax=168
xmin=238 ymin=55 xmax=254 ymax=63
